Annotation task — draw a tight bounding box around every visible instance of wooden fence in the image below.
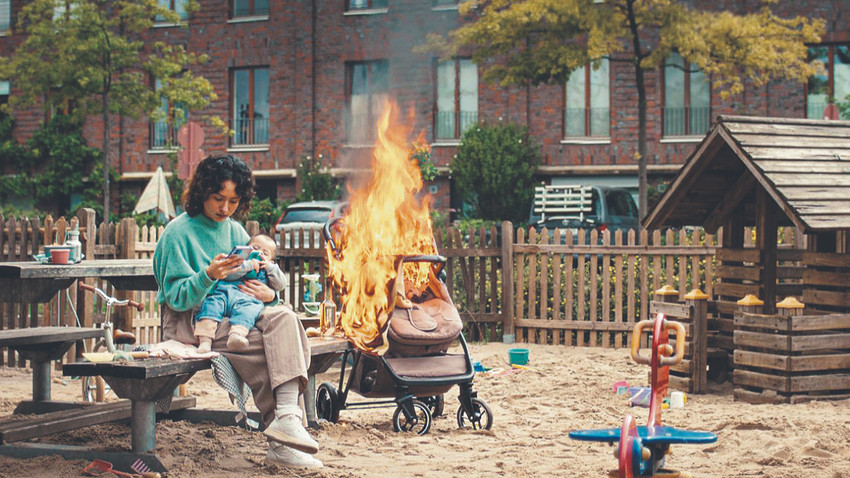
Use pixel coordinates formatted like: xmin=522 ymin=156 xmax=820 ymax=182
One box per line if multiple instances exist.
xmin=0 ymin=210 xmax=808 ymax=371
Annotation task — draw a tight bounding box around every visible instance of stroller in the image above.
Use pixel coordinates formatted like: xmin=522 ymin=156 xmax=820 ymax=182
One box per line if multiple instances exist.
xmin=314 ymin=219 xmax=493 ymax=435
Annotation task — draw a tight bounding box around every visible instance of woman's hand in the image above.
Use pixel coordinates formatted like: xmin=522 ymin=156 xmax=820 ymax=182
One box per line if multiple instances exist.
xmin=206 ymin=253 xmax=244 ymax=281
xmin=239 ymin=279 xmax=275 ymax=303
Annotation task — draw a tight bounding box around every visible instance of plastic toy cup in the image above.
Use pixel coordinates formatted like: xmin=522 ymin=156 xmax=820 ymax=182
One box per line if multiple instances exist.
xmin=508 ymin=348 xmax=529 ymax=365
xmin=50 ymin=247 xmax=71 ymax=264
xmin=670 ymin=391 xmax=686 ymax=408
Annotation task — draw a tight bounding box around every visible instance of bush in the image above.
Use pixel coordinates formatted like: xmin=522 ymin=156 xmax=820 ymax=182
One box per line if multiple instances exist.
xmin=246 ymin=197 xmax=286 ymax=231
xmin=451 ymin=122 xmax=540 ymax=223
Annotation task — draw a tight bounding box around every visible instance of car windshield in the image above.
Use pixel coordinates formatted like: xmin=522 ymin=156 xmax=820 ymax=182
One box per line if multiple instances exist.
xmin=281 ymin=208 xmax=332 ymax=224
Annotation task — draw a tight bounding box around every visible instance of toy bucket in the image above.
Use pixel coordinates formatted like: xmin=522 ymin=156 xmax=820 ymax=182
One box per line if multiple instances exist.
xmin=508 ymin=348 xmax=529 ymax=365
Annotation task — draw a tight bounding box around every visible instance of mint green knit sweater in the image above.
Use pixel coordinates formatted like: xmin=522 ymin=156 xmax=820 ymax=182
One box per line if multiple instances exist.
xmin=153 ymin=212 xmax=250 ymax=311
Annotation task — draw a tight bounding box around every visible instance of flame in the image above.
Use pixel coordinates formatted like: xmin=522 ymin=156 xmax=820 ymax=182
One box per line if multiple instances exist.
xmin=328 ymin=100 xmax=436 ymax=355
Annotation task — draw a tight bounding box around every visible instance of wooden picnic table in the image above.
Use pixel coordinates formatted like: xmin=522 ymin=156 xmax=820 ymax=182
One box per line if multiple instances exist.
xmin=0 ymin=259 xmax=155 ymax=302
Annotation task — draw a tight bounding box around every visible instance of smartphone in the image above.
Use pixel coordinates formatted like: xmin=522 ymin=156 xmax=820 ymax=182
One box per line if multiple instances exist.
xmin=227 ymin=246 xmax=252 ymax=260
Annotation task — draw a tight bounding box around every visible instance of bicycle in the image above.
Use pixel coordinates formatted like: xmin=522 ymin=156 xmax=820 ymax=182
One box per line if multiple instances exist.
xmin=77 ymin=283 xmax=144 ymax=402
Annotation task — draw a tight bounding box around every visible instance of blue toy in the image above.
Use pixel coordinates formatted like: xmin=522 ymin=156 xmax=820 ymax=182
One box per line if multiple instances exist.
xmin=569 ymin=314 xmax=717 ymax=478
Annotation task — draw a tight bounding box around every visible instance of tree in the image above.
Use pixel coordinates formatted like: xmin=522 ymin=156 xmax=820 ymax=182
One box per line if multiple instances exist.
xmin=0 ymin=0 xmax=222 ymax=222
xmin=427 ymin=0 xmax=824 ymax=219
xmin=452 ymin=121 xmax=540 ymax=222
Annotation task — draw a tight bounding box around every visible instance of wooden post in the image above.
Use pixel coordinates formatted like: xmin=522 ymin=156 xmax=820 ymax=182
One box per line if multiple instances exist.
xmin=756 ymin=189 xmax=778 ymax=314
xmin=501 ymin=221 xmax=515 ymax=344
xmin=684 ymin=288 xmax=709 ymax=393
xmin=736 ymin=294 xmax=764 ymax=315
xmin=776 ymin=296 xmax=804 ymax=318
xmin=245 ymin=220 xmax=260 ymax=237
xmin=117 ymin=218 xmax=138 ymax=331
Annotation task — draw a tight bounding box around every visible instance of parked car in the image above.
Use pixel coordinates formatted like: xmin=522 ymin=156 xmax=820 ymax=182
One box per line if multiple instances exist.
xmin=530 ymin=185 xmax=639 ymax=244
xmin=273 ymin=200 xmax=347 ymax=249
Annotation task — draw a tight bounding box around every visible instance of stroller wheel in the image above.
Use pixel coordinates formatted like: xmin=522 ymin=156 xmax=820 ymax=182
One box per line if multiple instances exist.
xmin=421 ymin=394 xmax=445 ymax=417
xmin=316 ymin=382 xmax=341 ymax=423
xmin=392 ymin=399 xmax=432 ymax=435
xmin=456 ymin=397 xmax=493 ymax=431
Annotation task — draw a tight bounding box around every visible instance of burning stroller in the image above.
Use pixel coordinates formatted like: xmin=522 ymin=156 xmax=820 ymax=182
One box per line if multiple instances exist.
xmin=313 ymin=101 xmax=492 ymax=434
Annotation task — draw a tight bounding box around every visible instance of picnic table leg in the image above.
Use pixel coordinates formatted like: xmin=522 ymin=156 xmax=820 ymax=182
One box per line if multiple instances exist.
xmin=32 ymin=361 xmax=51 ymax=402
xmin=131 ymin=400 xmax=157 ymax=453
xmin=305 ymin=374 xmax=318 ymax=428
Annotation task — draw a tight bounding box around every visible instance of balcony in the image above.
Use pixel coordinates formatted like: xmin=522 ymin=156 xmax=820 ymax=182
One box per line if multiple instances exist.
xmin=150 ymin=121 xmax=180 ymax=150
xmin=663 ymin=106 xmax=710 ymax=137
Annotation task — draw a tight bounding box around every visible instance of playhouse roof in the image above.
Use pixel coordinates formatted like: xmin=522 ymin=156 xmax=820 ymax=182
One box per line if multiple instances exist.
xmin=643 ymin=115 xmax=850 ymax=233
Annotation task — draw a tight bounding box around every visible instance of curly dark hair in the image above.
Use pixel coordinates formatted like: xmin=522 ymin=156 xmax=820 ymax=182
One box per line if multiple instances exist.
xmin=181 ymin=153 xmax=255 ymax=219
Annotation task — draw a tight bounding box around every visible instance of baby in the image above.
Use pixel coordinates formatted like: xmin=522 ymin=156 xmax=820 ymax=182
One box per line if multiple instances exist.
xmin=194 ymin=234 xmax=287 ymax=352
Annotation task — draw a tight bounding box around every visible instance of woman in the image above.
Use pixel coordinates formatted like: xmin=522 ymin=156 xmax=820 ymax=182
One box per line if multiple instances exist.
xmin=152 ymin=154 xmax=321 ymax=468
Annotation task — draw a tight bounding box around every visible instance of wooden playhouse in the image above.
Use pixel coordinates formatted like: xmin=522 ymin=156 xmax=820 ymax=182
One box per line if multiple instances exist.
xmin=644 ymin=115 xmax=850 ymax=403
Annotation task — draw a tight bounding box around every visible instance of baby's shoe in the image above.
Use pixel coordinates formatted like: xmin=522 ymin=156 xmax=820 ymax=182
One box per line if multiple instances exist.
xmin=196 ymin=338 xmax=212 ymax=354
xmin=227 ymin=325 xmax=250 ymax=351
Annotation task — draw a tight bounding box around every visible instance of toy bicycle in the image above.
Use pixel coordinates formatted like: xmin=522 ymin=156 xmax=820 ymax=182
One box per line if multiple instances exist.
xmin=569 ymin=313 xmax=717 ymax=478
xmin=77 ymin=283 xmax=144 ymax=402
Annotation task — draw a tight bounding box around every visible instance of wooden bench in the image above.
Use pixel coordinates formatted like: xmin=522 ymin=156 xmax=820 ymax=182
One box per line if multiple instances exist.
xmin=0 ymin=327 xmax=104 ymax=412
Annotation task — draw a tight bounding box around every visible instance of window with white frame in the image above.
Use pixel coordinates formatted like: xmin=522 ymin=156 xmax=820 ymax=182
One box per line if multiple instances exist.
xmin=808 ymin=45 xmax=850 ymax=120
xmin=565 ymin=58 xmax=609 ymax=138
xmin=0 ymin=0 xmax=9 ymax=34
xmin=436 ymin=58 xmax=477 ymax=140
xmin=346 ymin=60 xmax=388 ymax=144
xmin=157 ymin=0 xmax=189 ymax=22
xmin=663 ymin=52 xmax=710 ymax=136
xmin=231 ymin=67 xmax=270 ymax=146
xmin=232 ymin=0 xmax=268 ymax=18
xmin=150 ymin=78 xmax=186 ymax=150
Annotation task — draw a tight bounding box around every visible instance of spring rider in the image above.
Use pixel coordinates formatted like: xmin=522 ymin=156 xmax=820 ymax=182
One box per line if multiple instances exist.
xmin=569 ymin=313 xmax=717 ymax=478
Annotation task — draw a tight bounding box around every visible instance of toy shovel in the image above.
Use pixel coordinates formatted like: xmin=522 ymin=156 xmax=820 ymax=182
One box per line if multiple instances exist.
xmin=83 ymin=459 xmax=161 ymax=478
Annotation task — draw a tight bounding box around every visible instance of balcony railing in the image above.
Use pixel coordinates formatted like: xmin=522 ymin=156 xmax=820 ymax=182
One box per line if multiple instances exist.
xmin=663 ymin=106 xmax=710 ymax=136
xmin=564 ymin=107 xmax=609 ymax=137
xmin=436 ymin=110 xmax=478 ymax=140
xmin=150 ymin=121 xmax=180 ymax=150
xmin=231 ymin=117 xmax=269 ymax=146
xmin=233 ymin=3 xmax=269 ymax=17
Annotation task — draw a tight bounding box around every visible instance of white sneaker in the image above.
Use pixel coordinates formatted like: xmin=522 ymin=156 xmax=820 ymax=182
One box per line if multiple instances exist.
xmin=263 ymin=413 xmax=319 ymax=454
xmin=266 ymin=443 xmax=323 ymax=468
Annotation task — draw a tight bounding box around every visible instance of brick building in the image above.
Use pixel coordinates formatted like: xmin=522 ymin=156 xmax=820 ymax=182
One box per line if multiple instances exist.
xmin=0 ymin=0 xmax=847 ymax=216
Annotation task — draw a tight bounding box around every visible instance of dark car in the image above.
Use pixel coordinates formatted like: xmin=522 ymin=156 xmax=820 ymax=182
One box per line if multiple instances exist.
xmin=530 ymin=185 xmax=639 ymax=244
xmin=273 ymin=200 xmax=347 ymax=248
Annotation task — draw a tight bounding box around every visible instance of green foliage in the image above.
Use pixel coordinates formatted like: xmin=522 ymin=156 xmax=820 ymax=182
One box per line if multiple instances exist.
xmin=27 ymin=115 xmax=102 ymax=205
xmin=296 ymin=155 xmax=339 ymax=202
xmin=409 ymin=144 xmax=438 ymax=182
xmin=451 ymin=122 xmax=540 ymax=223
xmin=0 ymin=0 xmax=220 ymax=220
xmin=246 ymin=197 xmax=286 ymax=232
xmin=0 ymin=112 xmax=32 ymax=200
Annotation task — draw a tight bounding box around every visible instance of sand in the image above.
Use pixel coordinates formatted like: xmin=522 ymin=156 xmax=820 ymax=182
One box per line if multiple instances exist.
xmin=0 ymin=342 xmax=849 ymax=477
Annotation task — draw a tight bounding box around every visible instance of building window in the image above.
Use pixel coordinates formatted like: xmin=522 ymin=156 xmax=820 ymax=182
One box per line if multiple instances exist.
xmin=346 ymin=0 xmax=387 ymax=12
xmin=0 ymin=80 xmax=9 ymax=106
xmin=157 ymin=0 xmax=189 ymax=22
xmin=346 ymin=60 xmax=388 ymax=144
xmin=663 ymin=52 xmax=710 ymax=136
xmin=0 ymin=0 xmax=9 ymax=33
xmin=432 ymin=0 xmax=457 ymax=7
xmin=150 ymin=78 xmax=185 ymax=150
xmin=565 ymin=58 xmax=609 ymax=138
xmin=231 ymin=67 xmax=269 ymax=146
xmin=232 ymin=0 xmax=269 ymax=18
xmin=436 ymin=58 xmax=477 ymax=140
xmin=808 ymin=45 xmax=850 ymax=120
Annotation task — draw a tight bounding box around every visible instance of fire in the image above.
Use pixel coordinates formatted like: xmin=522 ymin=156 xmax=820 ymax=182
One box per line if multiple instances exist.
xmin=327 ymin=100 xmax=436 ymax=355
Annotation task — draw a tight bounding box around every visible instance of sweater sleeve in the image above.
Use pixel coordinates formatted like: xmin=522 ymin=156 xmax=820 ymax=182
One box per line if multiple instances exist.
xmin=153 ymin=234 xmax=217 ymax=311
xmin=264 ymin=262 xmax=288 ymax=292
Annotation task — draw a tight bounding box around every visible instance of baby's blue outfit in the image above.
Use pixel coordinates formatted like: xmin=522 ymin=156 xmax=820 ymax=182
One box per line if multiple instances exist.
xmin=196 ymin=268 xmax=269 ymax=329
